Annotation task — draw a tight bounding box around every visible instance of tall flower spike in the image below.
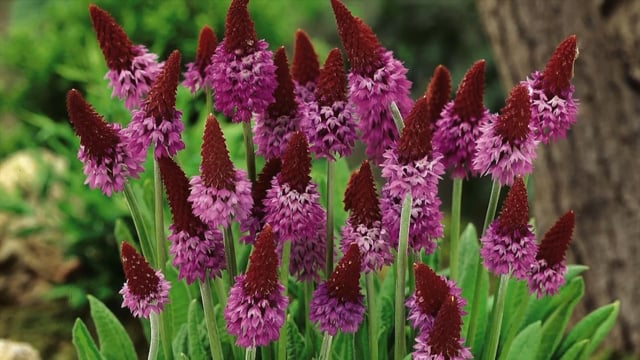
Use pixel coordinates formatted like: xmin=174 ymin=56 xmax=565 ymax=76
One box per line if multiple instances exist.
xmin=309 ymin=243 xmax=365 ymax=336
xmin=225 ymin=224 xmax=288 ymax=347
xmin=522 ymin=35 xmax=579 ymax=144
xmin=340 ymin=161 xmax=391 ymax=273
xmin=254 ymin=47 xmax=302 ymax=159
xmin=434 ymin=60 xmax=494 ymax=178
xmin=380 ymin=97 xmax=444 ymax=253
xmin=183 ymin=25 xmax=218 ymax=94
xmin=89 ymin=5 xmax=162 ymax=110
xmin=424 ymin=65 xmax=452 ymax=128
xmin=126 ymin=50 xmax=185 ymax=159
xmin=189 ymin=114 xmax=253 ymax=229
xmin=207 ymin=0 xmax=277 ymax=123
xmin=480 ymin=177 xmax=536 ymax=279
xmin=66 ymin=89 xmax=144 ymax=196
xmin=406 ymin=263 xmax=466 ymax=333
xmin=240 ymin=158 xmax=282 ymax=244
xmin=119 ymin=242 xmax=170 ymax=318
xmin=331 ymin=0 xmax=413 ymax=164
xmin=292 ymin=29 xmax=320 ymax=104
xmin=159 ymin=157 xmax=225 ymax=284
xmin=528 ymin=211 xmax=575 ymax=297
xmin=303 ymin=48 xmax=357 ymax=159
xmin=263 ymin=132 xmax=326 ymax=281
xmin=473 ymin=84 xmax=537 ymax=186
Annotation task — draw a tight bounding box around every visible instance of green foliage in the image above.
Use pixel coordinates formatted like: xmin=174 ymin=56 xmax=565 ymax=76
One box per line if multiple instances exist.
xmin=86 ymin=295 xmax=137 ymax=360
xmin=72 ymin=319 xmax=106 ymax=360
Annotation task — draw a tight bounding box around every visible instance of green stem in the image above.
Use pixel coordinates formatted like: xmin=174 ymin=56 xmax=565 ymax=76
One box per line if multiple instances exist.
xmin=205 ymin=88 xmax=213 ymax=114
xmin=147 ymin=312 xmax=160 ymax=360
xmin=213 ymin=277 xmax=228 ymax=309
xmin=123 ymin=183 xmax=153 ymax=264
xmin=277 ymin=241 xmax=291 ymax=360
xmin=153 ymin=160 xmax=171 ymax=360
xmin=484 ymin=274 xmax=509 ymax=360
xmin=242 ymin=121 xmax=257 ymax=184
xmin=199 ymin=279 xmax=225 ymax=360
xmin=319 ymin=332 xmax=333 ymax=360
xmin=261 ymin=345 xmax=273 ymax=360
xmin=245 ymin=347 xmax=257 ymax=360
xmin=304 ymin=281 xmax=314 ymax=353
xmin=394 ymin=194 xmax=413 ymax=360
xmin=449 ymin=178 xmax=463 ymax=281
xmin=325 ymin=159 xmax=335 ymax=278
xmin=390 ymin=101 xmax=404 ymax=132
xmin=365 ymin=273 xmax=378 ymax=360
xmin=466 ymin=180 xmax=501 ymax=348
xmin=223 ymin=226 xmax=237 ymax=283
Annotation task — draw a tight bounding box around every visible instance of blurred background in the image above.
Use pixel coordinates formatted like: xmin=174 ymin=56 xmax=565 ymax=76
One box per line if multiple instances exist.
xmin=0 ymin=0 xmax=637 ymax=359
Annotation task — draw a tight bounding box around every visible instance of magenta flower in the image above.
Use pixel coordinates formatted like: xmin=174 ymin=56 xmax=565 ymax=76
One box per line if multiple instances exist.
xmin=126 ymin=50 xmax=185 ymax=159
xmin=188 ymin=114 xmax=252 ymax=229
xmin=207 ymin=0 xmax=276 ymax=123
xmin=183 ymin=25 xmax=217 ymax=94
xmin=473 ymin=84 xmax=537 ymax=186
xmin=224 ymin=224 xmax=288 ymax=348
xmin=303 ymin=48 xmax=357 ymax=160
xmin=240 ymin=158 xmax=282 ymax=244
xmin=434 ymin=60 xmax=494 ymax=178
xmin=423 ymin=65 xmax=452 ymax=132
xmin=66 ymin=89 xmax=144 ymax=196
xmin=340 ymin=161 xmax=392 ymax=273
xmin=528 ymin=210 xmax=575 ymax=297
xmin=253 ymin=47 xmax=303 ymax=159
xmin=89 ymin=5 xmax=162 ymax=110
xmin=263 ymin=132 xmax=326 ymax=281
xmin=480 ymin=177 xmax=536 ymax=279
xmin=331 ymin=0 xmax=413 ymax=164
xmin=381 ymin=96 xmax=444 ymax=253
xmin=522 ymin=35 xmax=579 ymax=144
xmin=159 ymin=157 xmax=225 ymax=284
xmin=406 ymin=263 xmax=466 ymax=333
xmin=291 ymin=29 xmax=320 ymax=105
xmin=309 ymin=244 xmax=365 ymax=336
xmin=119 ymin=242 xmax=170 ymax=318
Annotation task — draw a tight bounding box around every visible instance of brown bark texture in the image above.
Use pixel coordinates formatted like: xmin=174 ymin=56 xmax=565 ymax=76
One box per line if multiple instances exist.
xmin=476 ymin=0 xmax=640 ymax=355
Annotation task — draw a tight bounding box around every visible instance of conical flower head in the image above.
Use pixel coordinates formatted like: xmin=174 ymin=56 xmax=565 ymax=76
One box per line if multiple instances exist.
xmin=424 ymin=65 xmax=452 ymax=125
xmin=344 ymin=161 xmax=380 ymax=227
xmin=496 ymin=84 xmax=531 ymax=145
xmin=418 ymin=296 xmax=471 ymax=360
xmin=327 ymin=243 xmax=362 ymax=303
xmin=183 ymin=25 xmax=218 ymax=93
xmin=240 ymin=158 xmax=282 ymax=244
xmin=453 ymin=60 xmax=486 ymax=123
xmin=316 ymin=48 xmax=347 ymax=107
xmin=292 ymin=29 xmax=320 ymax=86
xmin=542 ymin=35 xmax=578 ymax=96
xmin=269 ymin=47 xmax=298 ymax=120
xmin=497 ymin=177 xmax=529 ymax=232
xmin=397 ymin=96 xmax=432 ymax=164
xmin=67 ymin=89 xmax=119 ymax=159
xmin=159 ymin=156 xmax=199 ymax=233
xmin=223 ymin=0 xmax=257 ymax=54
xmin=89 ymin=4 xmax=134 ymax=71
xmin=200 ymin=114 xmax=235 ymax=191
xmin=244 ymin=224 xmax=279 ymax=297
xmin=145 ymin=50 xmax=181 ymax=124
xmin=414 ymin=263 xmax=449 ymax=317
xmin=279 ymin=132 xmax=311 ymax=193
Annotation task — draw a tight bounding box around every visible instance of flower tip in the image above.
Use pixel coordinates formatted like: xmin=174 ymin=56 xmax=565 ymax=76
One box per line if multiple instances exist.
xmin=428 ymin=295 xmax=464 ymax=358
xmin=453 ymin=59 xmax=486 ymax=122
xmin=498 ymin=177 xmax=529 ymax=230
xmin=414 ymin=263 xmax=449 ymax=315
xmin=327 ymin=243 xmax=361 ymax=303
xmin=158 ymin=156 xmax=197 ymax=232
xmin=397 ymin=96 xmax=432 ymax=163
xmin=292 ymin=29 xmax=320 ymax=85
xmin=145 ymin=50 xmax=181 ymax=119
xmin=88 ymin=4 xmax=134 ymax=71
xmin=542 ymin=35 xmax=578 ymax=94
xmin=268 ymin=46 xmax=297 ymax=119
xmin=224 ymin=0 xmax=257 ymax=53
xmin=279 ymin=131 xmax=311 ymax=192
xmin=315 ymin=48 xmax=347 ymax=106
xmin=344 ymin=160 xmax=380 ymax=226
xmin=496 ymin=84 xmax=531 ymax=144
xmin=120 ymin=241 xmax=159 ymax=298
xmin=244 ymin=223 xmax=279 ymax=296
xmin=195 ymin=25 xmax=217 ymax=71
xmin=200 ymin=114 xmax=235 ymax=190
xmin=425 ymin=64 xmax=452 ymax=122
xmin=66 ymin=89 xmax=118 ymax=153
xmin=537 ymin=210 xmax=575 ymax=266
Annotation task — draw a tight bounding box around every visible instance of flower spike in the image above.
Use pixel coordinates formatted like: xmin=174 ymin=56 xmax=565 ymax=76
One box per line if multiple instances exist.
xmin=453 ymin=60 xmax=486 ymax=123
xmin=183 ymin=25 xmax=218 ymax=93
xmin=240 ymin=158 xmax=282 ymax=244
xmin=397 ymin=96 xmax=432 ymax=164
xmin=223 ymin=0 xmax=257 ymax=54
xmin=292 ymin=29 xmax=320 ymax=103
xmin=542 ymin=35 xmax=578 ymax=95
xmin=89 ymin=5 xmax=134 ymax=71
xmin=496 ymin=85 xmax=531 ymax=145
xmin=424 ymin=65 xmax=452 ymax=125
xmin=278 ymin=131 xmax=312 ymax=193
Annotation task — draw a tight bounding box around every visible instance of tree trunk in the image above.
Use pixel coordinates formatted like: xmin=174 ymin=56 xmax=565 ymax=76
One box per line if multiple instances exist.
xmin=476 ymin=0 xmax=640 ymax=355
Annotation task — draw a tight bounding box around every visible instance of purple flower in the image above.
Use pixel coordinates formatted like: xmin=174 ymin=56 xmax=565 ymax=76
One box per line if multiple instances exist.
xmin=331 ymin=0 xmax=413 ymax=164
xmin=126 ymin=50 xmax=185 ymax=159
xmin=473 ymin=84 xmax=537 ymax=186
xmin=119 ymin=242 xmax=170 ymax=318
xmin=528 ymin=211 xmax=575 ymax=297
xmin=480 ymin=177 xmax=536 ymax=279
xmin=309 ymin=244 xmax=365 ymax=335
xmin=291 ymin=29 xmax=320 ymax=105
xmin=66 ymin=89 xmax=144 ymax=196
xmin=207 ymin=0 xmax=276 ymax=123
xmin=159 ymin=157 xmax=225 ymax=284
xmin=183 ymin=25 xmax=217 ymax=94
xmin=240 ymin=158 xmax=282 ymax=244
xmin=89 ymin=5 xmax=162 ymax=110
xmin=225 ymin=225 xmax=287 ymax=348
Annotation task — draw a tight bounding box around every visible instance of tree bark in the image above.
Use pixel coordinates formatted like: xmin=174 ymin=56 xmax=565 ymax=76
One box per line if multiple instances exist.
xmin=476 ymin=0 xmax=640 ymax=355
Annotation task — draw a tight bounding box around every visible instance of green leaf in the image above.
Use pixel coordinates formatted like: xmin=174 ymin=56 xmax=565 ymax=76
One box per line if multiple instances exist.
xmin=286 ymin=315 xmax=306 ymax=359
xmin=167 ymin=265 xmax=192 ymax=334
xmin=555 ymin=301 xmax=619 ymax=359
xmin=565 ymin=265 xmax=588 ymax=282
xmin=558 ymin=339 xmax=589 ymax=360
xmin=524 ymin=276 xmax=584 ymax=329
xmin=503 ymin=321 xmax=541 ymax=360
xmin=88 ymin=295 xmax=137 ymax=360
xmin=188 ymin=300 xmax=206 ymax=360
xmin=72 ymin=318 xmax=105 ymax=360
xmin=114 ymin=219 xmax=134 ymax=248
xmin=499 ymin=278 xmax=530 ymax=359
xmin=172 ymin=324 xmax=188 ymax=360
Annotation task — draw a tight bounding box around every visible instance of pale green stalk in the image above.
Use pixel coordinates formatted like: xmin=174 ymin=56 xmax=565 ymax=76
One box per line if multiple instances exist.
xmin=242 ymin=121 xmax=257 ymax=184
xmin=277 ymin=241 xmax=291 ymax=360
xmin=205 ymin=88 xmax=213 ymax=114
xmin=147 ymin=313 xmax=160 ymax=360
xmin=122 ymin=183 xmax=153 ymax=264
xmin=199 ymin=279 xmax=225 ymax=360
xmin=223 ymin=226 xmax=237 ymax=283
xmin=394 ymin=194 xmax=413 ymax=360
xmin=304 ymin=281 xmax=314 ymax=353
xmin=245 ymin=347 xmax=257 ymax=360
xmin=319 ymin=333 xmax=334 ymax=360
xmin=390 ymin=101 xmax=404 ymax=132
xmin=449 ymin=178 xmax=463 ymax=281
xmin=365 ymin=273 xmax=378 ymax=360
xmin=484 ymin=274 xmax=509 ymax=359
xmin=153 ymin=160 xmax=171 ymax=360
xmin=325 ymin=159 xmax=335 ymax=279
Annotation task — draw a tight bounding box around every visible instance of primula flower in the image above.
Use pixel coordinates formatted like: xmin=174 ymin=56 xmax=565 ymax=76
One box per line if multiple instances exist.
xmin=340 ymin=161 xmax=392 ymax=273
xmin=309 ymin=244 xmax=365 ymax=336
xmin=480 ymin=177 xmax=536 ymax=279
xmin=188 ymin=114 xmax=253 ymax=228
xmin=207 ymin=0 xmax=277 ymax=123
xmin=424 ymin=65 xmax=452 ymax=131
xmin=240 ymin=158 xmax=282 ymax=244
xmin=183 ymin=25 xmax=217 ymax=94
xmin=159 ymin=157 xmax=225 ymax=284
xmin=381 ymin=96 xmax=444 ymax=253
xmin=522 ymin=35 xmax=579 ymax=144
xmin=406 ymin=263 xmax=465 ymax=333
xmin=291 ymin=29 xmax=320 ymax=104
xmin=412 ymin=296 xmax=472 ymax=360
xmin=434 ymin=60 xmax=495 ymax=178
xmin=254 ymin=47 xmax=303 ymax=159
xmin=263 ymin=132 xmax=326 ymax=281
xmin=331 ymin=0 xmax=413 ymax=164
xmin=473 ymin=84 xmax=537 ymax=186
xmin=225 ymin=224 xmax=288 ymax=348
xmin=119 ymin=242 xmax=170 ymax=318
xmin=89 ymin=5 xmax=162 ymax=110
xmin=126 ymin=50 xmax=185 ymax=159
xmin=303 ymin=48 xmax=357 ymax=159
xmin=66 ymin=89 xmax=144 ymax=196
xmin=528 ymin=210 xmax=575 ymax=297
